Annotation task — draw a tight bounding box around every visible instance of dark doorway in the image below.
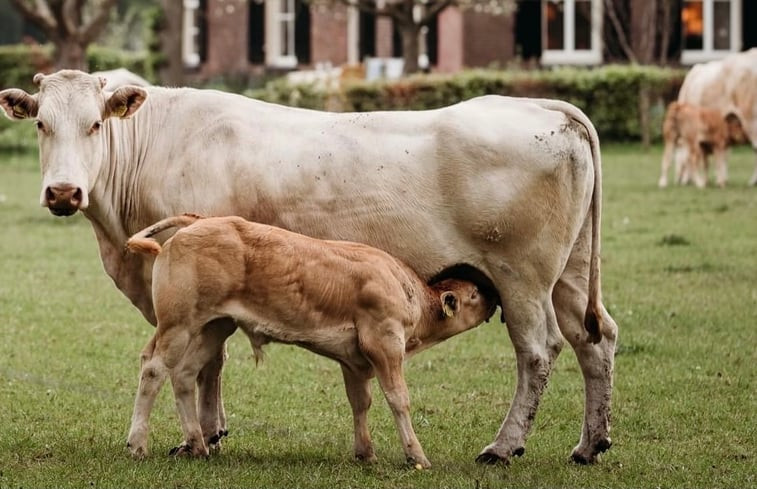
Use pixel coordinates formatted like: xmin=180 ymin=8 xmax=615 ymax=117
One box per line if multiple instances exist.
xmin=744 ymin=0 xmax=757 ymax=49
xmin=248 ymin=1 xmax=264 ymax=64
xmin=515 ymin=0 xmax=541 ymax=61
xmin=295 ymin=0 xmax=311 ymax=64
xmin=359 ymin=12 xmax=376 ymax=59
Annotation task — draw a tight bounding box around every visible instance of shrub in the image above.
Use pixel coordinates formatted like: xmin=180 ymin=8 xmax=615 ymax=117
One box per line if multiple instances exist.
xmin=254 ymin=65 xmax=686 ymax=142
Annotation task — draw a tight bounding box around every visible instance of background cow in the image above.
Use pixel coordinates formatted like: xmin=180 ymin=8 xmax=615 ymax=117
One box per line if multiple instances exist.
xmin=0 ymin=70 xmax=618 ymax=466
xmin=125 ymin=214 xmax=497 ymax=467
xmin=677 ymin=48 xmax=757 ymax=186
xmin=658 ymin=101 xmax=736 ymax=188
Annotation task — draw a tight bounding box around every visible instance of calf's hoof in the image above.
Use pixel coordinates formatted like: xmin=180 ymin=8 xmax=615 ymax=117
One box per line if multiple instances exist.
xmin=169 ymin=443 xmax=209 ymax=458
xmin=406 ymin=455 xmax=431 ymax=469
xmin=354 ymin=451 xmax=378 ymax=464
xmin=570 ymin=437 xmax=612 ymax=465
xmin=126 ymin=441 xmax=148 ymax=459
xmin=208 ymin=429 xmax=229 ymax=452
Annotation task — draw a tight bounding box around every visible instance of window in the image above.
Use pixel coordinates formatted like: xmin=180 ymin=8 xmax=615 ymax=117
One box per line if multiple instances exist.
xmin=681 ymin=0 xmax=741 ymax=64
xmin=183 ymin=0 xmax=206 ymax=68
xmin=542 ymin=0 xmax=602 ymax=65
xmin=265 ymin=0 xmax=298 ymax=68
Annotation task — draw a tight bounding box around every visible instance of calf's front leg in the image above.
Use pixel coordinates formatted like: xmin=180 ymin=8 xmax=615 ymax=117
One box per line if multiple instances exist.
xmin=359 ymin=325 xmax=430 ymax=468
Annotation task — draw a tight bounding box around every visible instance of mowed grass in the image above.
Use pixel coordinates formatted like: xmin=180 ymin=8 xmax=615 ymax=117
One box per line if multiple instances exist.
xmin=0 ymin=145 xmax=755 ymax=488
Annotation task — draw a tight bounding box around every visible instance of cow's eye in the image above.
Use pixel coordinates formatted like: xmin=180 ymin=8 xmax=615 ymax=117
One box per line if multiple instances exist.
xmin=90 ymin=121 xmax=102 ymax=134
xmin=35 ymin=120 xmax=45 ymax=131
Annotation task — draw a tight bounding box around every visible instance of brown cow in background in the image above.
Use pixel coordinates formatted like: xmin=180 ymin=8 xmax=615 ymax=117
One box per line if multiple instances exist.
xmin=672 ymin=49 xmax=757 ymax=187
xmin=658 ymin=101 xmax=744 ymax=188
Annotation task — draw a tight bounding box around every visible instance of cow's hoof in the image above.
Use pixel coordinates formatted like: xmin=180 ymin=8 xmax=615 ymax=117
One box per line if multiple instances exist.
xmin=355 ymin=452 xmax=378 ymax=464
xmin=406 ymin=455 xmax=431 ymax=469
xmin=208 ymin=429 xmax=228 ymax=451
xmin=570 ymin=437 xmax=611 ymax=465
xmin=475 ymin=451 xmax=508 ymax=466
xmin=169 ymin=444 xmax=192 ymax=457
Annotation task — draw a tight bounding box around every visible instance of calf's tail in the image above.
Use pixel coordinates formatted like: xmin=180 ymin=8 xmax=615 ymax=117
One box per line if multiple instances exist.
xmin=126 ymin=213 xmax=204 ymax=256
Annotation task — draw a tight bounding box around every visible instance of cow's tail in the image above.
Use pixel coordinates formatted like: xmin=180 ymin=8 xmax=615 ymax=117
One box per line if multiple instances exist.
xmin=536 ymin=99 xmax=605 ymax=343
xmin=126 ymin=213 xmax=204 ymax=256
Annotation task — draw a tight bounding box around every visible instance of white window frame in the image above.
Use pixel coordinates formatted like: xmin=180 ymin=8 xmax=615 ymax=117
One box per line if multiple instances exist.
xmin=541 ymin=0 xmax=602 ymax=66
xmin=681 ymin=0 xmax=742 ymax=65
xmin=265 ymin=0 xmax=298 ymax=68
xmin=182 ymin=0 xmax=202 ymax=68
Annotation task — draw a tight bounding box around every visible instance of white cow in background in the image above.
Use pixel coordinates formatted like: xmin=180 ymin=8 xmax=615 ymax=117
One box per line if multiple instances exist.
xmin=677 ymin=48 xmax=757 ymax=186
xmin=0 ymin=70 xmax=618 ymax=466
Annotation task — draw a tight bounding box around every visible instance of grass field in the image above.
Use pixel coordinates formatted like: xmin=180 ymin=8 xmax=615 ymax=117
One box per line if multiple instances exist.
xmin=0 ymin=145 xmax=755 ymax=488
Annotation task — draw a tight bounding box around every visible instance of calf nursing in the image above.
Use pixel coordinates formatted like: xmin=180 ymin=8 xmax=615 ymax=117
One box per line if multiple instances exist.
xmin=125 ymin=214 xmax=496 ymax=467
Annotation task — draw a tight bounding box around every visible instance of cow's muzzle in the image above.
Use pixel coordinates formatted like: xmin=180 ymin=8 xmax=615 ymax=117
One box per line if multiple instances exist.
xmin=44 ymin=184 xmax=83 ymax=216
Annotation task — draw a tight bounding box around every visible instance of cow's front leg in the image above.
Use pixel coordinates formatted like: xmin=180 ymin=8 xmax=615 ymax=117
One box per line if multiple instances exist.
xmin=197 ymin=319 xmax=235 ymax=450
xmin=476 ymin=292 xmax=562 ymax=466
xmin=340 ymin=364 xmax=377 ymax=463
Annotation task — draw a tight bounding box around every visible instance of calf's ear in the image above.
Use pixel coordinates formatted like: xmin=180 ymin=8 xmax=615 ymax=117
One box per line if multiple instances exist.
xmin=724 ymin=110 xmax=748 ymax=144
xmin=0 ymin=89 xmax=38 ymax=120
xmin=441 ymin=291 xmax=459 ymax=318
xmin=104 ymin=85 xmax=148 ymax=119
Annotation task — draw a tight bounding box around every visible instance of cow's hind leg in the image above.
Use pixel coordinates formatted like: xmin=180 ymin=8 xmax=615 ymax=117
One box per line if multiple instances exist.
xmin=476 ymin=284 xmax=563 ymax=465
xmin=340 ymin=364 xmax=377 ymax=463
xmin=197 ymin=318 xmax=236 ymax=450
xmin=552 ymin=219 xmax=618 ymax=464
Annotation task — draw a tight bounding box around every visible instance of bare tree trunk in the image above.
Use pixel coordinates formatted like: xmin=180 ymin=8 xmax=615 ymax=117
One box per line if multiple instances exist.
xmin=399 ymin=24 xmax=421 ymax=75
xmin=159 ymin=0 xmax=184 ymax=86
xmin=631 ymin=0 xmax=657 ymax=64
xmin=55 ymin=39 xmax=87 ymax=70
xmin=658 ymin=0 xmax=673 ymax=65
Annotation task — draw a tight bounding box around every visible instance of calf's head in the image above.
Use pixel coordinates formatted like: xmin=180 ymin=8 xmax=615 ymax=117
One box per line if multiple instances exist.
xmin=431 ymin=278 xmax=497 ymax=333
xmin=0 ymin=70 xmax=147 ymax=216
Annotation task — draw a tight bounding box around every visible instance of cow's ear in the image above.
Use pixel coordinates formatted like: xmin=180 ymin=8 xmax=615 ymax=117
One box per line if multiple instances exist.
xmin=0 ymin=88 xmax=39 ymax=120
xmin=441 ymin=291 xmax=459 ymax=318
xmin=104 ymin=86 xmax=147 ymax=119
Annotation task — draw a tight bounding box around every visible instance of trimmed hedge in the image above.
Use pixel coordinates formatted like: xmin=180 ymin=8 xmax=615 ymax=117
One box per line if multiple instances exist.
xmin=0 ymin=43 xmax=153 ymax=91
xmin=253 ymin=65 xmax=686 ymax=142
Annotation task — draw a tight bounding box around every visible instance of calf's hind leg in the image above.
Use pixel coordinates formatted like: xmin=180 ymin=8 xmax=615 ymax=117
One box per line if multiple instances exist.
xmin=197 ymin=318 xmax=236 ymax=450
xmin=340 ymin=364 xmax=377 ymax=463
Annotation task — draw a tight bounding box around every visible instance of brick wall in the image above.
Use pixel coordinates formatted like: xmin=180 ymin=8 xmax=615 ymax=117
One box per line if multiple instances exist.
xmin=311 ymin=4 xmax=349 ymax=66
xmin=203 ymin=0 xmax=249 ymax=77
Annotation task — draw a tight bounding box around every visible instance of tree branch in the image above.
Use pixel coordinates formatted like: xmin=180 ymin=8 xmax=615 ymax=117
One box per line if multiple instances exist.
xmin=9 ymin=0 xmax=58 ymax=34
xmin=420 ymin=0 xmax=453 ymax=25
xmin=604 ymin=0 xmax=637 ymax=63
xmin=80 ymin=0 xmax=117 ymax=44
xmin=61 ymin=0 xmax=79 ymax=37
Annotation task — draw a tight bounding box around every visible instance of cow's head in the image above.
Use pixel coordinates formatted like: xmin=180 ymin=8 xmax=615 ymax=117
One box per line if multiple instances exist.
xmin=0 ymin=70 xmax=147 ymax=216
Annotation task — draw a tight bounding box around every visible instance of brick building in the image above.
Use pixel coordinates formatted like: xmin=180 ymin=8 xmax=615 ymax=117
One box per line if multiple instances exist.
xmin=184 ymin=0 xmax=756 ymax=79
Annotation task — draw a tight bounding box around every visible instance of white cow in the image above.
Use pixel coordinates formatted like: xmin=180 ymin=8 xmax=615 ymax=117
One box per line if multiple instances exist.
xmin=0 ymin=70 xmax=618 ymax=466
xmin=677 ymin=48 xmax=757 ymax=186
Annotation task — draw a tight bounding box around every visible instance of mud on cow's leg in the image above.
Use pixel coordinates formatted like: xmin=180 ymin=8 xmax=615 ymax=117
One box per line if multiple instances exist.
xmin=476 ymin=291 xmax=563 ymax=466
xmin=552 ymin=235 xmax=618 ymax=464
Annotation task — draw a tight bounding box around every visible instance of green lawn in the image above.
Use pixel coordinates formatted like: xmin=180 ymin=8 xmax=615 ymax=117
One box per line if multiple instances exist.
xmin=0 ymin=145 xmax=754 ymax=488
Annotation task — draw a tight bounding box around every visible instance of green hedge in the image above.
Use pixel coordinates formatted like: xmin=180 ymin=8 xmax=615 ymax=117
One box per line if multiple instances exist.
xmin=253 ymin=65 xmax=686 ymax=142
xmin=0 ymin=43 xmax=153 ymax=91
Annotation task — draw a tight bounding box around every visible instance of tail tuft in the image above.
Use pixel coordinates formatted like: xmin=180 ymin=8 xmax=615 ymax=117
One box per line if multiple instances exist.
xmin=584 ymin=305 xmax=602 ymax=344
xmin=126 ymin=238 xmax=162 ymax=255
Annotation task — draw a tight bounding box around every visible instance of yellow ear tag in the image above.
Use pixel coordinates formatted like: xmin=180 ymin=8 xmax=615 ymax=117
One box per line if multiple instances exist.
xmin=116 ymin=104 xmax=128 ymax=118
xmin=12 ymin=105 xmax=26 ymax=118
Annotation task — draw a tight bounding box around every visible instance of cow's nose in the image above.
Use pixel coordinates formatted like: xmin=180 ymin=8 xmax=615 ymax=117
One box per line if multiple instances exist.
xmin=45 ymin=184 xmax=83 ymax=216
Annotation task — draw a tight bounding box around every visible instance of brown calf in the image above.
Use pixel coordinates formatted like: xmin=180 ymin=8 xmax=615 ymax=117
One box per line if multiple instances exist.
xmin=125 ymin=214 xmax=496 ymax=468
xmin=659 ymin=101 xmax=745 ymax=188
